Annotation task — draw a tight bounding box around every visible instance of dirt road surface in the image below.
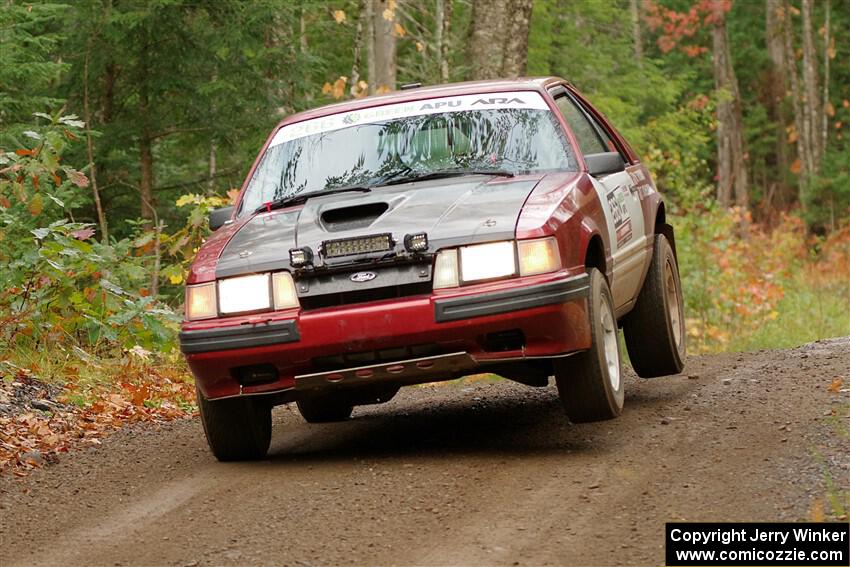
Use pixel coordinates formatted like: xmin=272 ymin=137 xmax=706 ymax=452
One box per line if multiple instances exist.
xmin=1 ymin=338 xmax=848 ymax=567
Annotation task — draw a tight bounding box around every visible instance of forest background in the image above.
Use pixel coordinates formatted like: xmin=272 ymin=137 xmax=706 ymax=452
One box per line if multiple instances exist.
xmin=0 ymin=0 xmax=848 ymax=468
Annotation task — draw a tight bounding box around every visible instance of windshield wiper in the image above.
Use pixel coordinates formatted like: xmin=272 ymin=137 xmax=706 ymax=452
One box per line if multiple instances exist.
xmin=254 ymin=186 xmax=371 ymax=214
xmin=379 ymin=169 xmax=515 ymax=187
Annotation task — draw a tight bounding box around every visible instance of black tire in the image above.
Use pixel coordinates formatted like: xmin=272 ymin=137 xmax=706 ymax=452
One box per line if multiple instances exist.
xmin=623 ymin=234 xmax=686 ymax=377
xmin=296 ymin=395 xmax=354 ymax=423
xmin=554 ymin=268 xmax=624 ymax=423
xmin=196 ymin=386 xmax=272 ymax=462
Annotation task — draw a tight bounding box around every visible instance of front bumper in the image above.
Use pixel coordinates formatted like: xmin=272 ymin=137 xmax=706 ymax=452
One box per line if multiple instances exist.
xmin=182 ymin=272 xmax=591 ymax=400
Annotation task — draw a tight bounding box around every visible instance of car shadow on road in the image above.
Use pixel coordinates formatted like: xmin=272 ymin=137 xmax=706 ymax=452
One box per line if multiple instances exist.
xmin=262 ymin=374 xmax=695 ymax=465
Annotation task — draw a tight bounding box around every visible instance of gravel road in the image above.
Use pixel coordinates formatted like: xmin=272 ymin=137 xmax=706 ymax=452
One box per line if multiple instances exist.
xmin=1 ymin=337 xmax=848 ymax=567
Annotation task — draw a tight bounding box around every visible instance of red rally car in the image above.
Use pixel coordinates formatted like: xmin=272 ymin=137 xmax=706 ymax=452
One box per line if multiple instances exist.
xmin=180 ymin=78 xmax=686 ymax=461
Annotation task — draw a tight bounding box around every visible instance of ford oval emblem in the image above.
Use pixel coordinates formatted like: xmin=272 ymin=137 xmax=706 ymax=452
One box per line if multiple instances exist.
xmin=350 ymin=271 xmax=377 ymax=283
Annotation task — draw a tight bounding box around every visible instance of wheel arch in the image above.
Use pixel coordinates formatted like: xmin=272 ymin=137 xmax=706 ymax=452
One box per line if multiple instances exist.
xmin=584 ymin=233 xmax=607 ymax=279
xmin=653 ymin=202 xmax=677 ymax=260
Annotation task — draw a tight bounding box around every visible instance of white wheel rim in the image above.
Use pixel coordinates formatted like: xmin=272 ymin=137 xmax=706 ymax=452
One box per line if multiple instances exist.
xmin=665 ymin=259 xmax=683 ymax=349
xmin=601 ymin=300 xmax=620 ymax=391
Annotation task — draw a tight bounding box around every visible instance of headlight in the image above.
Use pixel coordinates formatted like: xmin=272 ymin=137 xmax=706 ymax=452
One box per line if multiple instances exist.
xmin=218 ymin=274 xmax=271 ymax=314
xmin=186 ymin=283 xmax=217 ymax=321
xmin=518 ymin=237 xmax=561 ymax=276
xmin=433 ymin=249 xmax=459 ymax=289
xmin=459 ymin=241 xmax=516 ymax=282
xmin=272 ymin=271 xmax=299 ymax=310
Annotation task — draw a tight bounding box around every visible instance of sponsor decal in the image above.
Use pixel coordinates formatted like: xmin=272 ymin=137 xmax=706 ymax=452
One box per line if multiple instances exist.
xmin=269 ymin=91 xmax=550 ymax=147
xmin=350 ymin=271 xmax=377 ymax=283
xmin=342 ymin=112 xmax=361 ymax=125
xmin=607 ymin=185 xmax=633 ymax=247
xmin=626 ymin=165 xmax=655 ymax=199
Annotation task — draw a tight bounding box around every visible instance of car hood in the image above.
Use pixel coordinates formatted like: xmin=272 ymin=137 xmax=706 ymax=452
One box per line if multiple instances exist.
xmin=214 ymin=175 xmax=545 ymax=279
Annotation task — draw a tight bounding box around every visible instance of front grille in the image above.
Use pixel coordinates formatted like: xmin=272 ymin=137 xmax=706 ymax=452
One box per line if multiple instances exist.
xmin=312 ymin=344 xmax=443 ymax=371
xmin=300 ymin=282 xmax=431 ymax=311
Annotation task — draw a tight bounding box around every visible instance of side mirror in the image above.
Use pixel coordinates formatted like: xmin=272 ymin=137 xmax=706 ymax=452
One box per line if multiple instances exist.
xmin=585 ymin=152 xmax=625 ymax=177
xmin=209 ymin=206 xmax=235 ymax=231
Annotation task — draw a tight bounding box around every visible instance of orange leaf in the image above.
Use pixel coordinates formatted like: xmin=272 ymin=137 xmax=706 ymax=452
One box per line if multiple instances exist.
xmin=826 ymin=102 xmax=835 ymax=117
xmin=331 ymin=9 xmax=346 ymax=23
xmin=15 ymin=149 xmax=34 ymax=156
xmin=789 ymin=159 xmax=801 ymax=174
xmin=827 ymin=377 xmax=844 ymax=393
xmin=32 ymin=175 xmax=39 ymax=191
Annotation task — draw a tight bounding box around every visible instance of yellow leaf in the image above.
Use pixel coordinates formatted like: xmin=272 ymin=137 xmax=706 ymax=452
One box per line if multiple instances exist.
xmin=28 ymin=193 xmax=43 ymax=216
xmin=169 ymin=273 xmax=183 ymax=285
xmin=382 ymin=8 xmax=394 ymax=21
xmin=332 ymin=76 xmax=348 ymax=99
xmin=332 ymin=10 xmax=346 ymax=24
xmin=393 ymin=23 xmax=406 ymax=37
xmin=416 ymin=41 xmax=424 ymax=52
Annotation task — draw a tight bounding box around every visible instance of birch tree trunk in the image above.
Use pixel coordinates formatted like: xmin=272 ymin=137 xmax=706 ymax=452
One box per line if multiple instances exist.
xmin=372 ymin=0 xmax=397 ymax=92
xmin=470 ymin=0 xmax=507 ymax=80
xmin=366 ymin=0 xmax=376 ymax=94
xmin=630 ymin=0 xmax=643 ymax=66
xmin=436 ymin=0 xmax=452 ymax=82
xmin=502 ymin=0 xmax=533 ymax=77
xmin=712 ymin=5 xmax=749 ymax=209
xmin=801 ymin=0 xmax=821 ymax=172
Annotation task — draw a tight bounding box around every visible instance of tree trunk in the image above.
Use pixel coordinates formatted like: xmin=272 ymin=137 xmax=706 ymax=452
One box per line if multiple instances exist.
xmin=469 ymin=0 xmax=507 ymax=80
xmin=83 ymin=38 xmax=108 ymax=242
xmin=712 ymin=5 xmax=748 ymax=209
xmin=208 ymin=139 xmax=217 ymax=191
xmin=351 ymin=0 xmax=364 ymax=96
xmin=630 ymin=0 xmax=643 ymax=66
xmin=436 ymin=0 xmax=452 ymax=82
xmin=366 ymin=0 xmax=376 ymax=94
xmin=372 ymin=0 xmax=397 ymax=92
xmin=782 ymin=0 xmax=808 ymax=207
xmin=821 ymin=0 xmax=830 ymax=158
xmin=502 ymin=0 xmax=533 ymax=77
xmin=765 ymin=0 xmax=790 ymax=207
xmin=801 ymin=0 xmax=821 ymax=172
xmin=139 ymin=42 xmax=155 ymax=221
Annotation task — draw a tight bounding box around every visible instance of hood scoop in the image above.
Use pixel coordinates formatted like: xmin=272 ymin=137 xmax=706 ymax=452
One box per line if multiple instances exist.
xmin=320 ymin=202 xmax=389 ymax=232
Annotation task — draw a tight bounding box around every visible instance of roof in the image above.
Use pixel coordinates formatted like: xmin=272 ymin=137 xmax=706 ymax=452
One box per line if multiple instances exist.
xmin=276 ymin=77 xmax=565 ymax=129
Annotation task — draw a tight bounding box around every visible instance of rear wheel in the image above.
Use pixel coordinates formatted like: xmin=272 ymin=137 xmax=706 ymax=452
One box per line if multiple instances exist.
xmin=296 ymin=395 xmax=354 ymax=423
xmin=196 ymin=386 xmax=272 ymax=461
xmin=623 ymin=234 xmax=686 ymax=377
xmin=554 ymin=268 xmax=624 ymax=423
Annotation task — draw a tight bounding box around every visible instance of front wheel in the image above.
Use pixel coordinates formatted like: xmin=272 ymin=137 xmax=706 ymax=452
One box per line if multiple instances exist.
xmin=554 ymin=268 xmax=624 ymax=423
xmin=623 ymin=234 xmax=686 ymax=377
xmin=197 ymin=386 xmax=272 ymax=461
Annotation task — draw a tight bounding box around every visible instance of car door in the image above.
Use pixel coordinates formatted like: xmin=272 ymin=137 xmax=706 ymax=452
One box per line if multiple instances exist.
xmin=551 ymin=88 xmax=647 ymax=310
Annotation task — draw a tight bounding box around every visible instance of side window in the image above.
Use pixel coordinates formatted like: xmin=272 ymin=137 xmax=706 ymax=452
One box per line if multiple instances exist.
xmin=554 ymin=94 xmax=607 ymax=156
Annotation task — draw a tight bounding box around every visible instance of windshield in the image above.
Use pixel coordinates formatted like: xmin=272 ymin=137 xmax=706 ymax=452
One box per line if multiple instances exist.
xmin=238 ymin=91 xmax=576 ymax=216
